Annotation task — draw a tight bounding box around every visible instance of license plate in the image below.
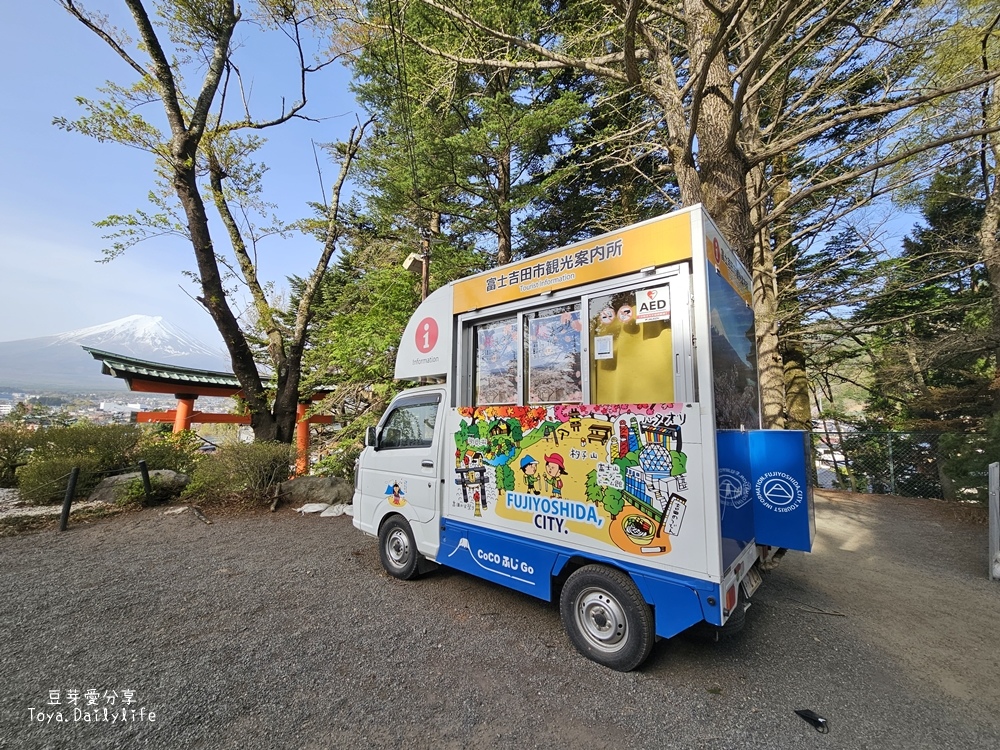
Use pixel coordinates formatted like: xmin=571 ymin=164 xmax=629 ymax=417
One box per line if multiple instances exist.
xmin=740 ymin=565 xmax=763 ymax=599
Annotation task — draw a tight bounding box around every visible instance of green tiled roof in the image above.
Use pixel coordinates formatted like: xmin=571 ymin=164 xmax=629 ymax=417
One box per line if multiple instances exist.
xmin=82 ymin=347 xmax=242 ymax=389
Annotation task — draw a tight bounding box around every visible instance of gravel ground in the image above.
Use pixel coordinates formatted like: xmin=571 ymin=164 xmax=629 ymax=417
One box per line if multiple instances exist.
xmin=1 ymin=490 xmax=998 ymax=749
xmin=0 ymin=488 xmax=105 ymax=521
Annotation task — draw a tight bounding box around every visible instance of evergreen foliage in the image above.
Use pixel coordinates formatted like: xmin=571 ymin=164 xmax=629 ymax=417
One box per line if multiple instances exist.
xmin=858 ymin=162 xmax=992 ymax=430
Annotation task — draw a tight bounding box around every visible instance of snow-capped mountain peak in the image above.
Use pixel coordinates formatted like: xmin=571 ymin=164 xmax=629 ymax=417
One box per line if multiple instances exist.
xmin=0 ymin=315 xmax=231 ymax=391
xmin=49 ymin=314 xmax=223 ymax=359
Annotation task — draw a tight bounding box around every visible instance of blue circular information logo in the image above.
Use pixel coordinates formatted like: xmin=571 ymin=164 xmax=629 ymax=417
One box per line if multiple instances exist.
xmin=754 ymin=472 xmax=803 ymax=513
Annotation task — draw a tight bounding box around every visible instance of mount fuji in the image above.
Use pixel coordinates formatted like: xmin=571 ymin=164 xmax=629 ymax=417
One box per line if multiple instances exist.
xmin=0 ymin=315 xmax=231 ymax=392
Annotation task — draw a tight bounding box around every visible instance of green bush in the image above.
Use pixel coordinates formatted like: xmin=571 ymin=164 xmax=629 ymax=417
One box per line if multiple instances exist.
xmin=0 ymin=424 xmax=36 ymax=488
xmin=136 ymin=430 xmax=203 ymax=475
xmin=18 ymin=454 xmax=104 ymax=505
xmin=17 ymin=424 xmax=203 ymax=505
xmin=182 ymin=441 xmax=294 ymax=506
xmin=116 ymin=475 xmax=178 ymax=508
xmin=30 ymin=423 xmax=143 ymax=467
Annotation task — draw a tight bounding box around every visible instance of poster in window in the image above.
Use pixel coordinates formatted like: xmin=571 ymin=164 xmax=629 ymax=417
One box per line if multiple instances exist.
xmin=527 ymin=311 xmax=582 ymax=403
xmin=475 ymin=319 xmax=518 ymax=405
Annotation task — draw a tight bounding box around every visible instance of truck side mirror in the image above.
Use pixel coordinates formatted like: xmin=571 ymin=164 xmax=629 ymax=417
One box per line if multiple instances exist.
xmin=365 ymin=426 xmax=378 ymax=448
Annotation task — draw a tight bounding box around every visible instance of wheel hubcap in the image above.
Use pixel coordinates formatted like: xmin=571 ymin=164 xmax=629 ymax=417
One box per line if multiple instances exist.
xmin=575 ymin=588 xmax=627 ymax=653
xmin=386 ymin=529 xmax=410 ymax=567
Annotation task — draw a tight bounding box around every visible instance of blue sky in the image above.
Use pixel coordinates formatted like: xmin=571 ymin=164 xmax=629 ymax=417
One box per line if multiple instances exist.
xmin=1 ymin=4 xmax=927 ymax=350
xmin=0 ymin=2 xmax=360 ymax=346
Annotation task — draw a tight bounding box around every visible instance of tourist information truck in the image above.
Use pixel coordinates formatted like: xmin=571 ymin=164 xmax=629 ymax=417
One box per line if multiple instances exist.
xmin=353 ymin=205 xmax=813 ymax=671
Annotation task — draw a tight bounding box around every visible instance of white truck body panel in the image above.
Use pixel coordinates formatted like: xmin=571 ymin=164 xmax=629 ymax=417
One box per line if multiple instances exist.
xmin=354 ymin=205 xmax=813 ymax=651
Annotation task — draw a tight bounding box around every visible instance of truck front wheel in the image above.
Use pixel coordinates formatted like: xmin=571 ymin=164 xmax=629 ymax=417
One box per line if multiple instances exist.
xmin=378 ymin=516 xmax=421 ymax=580
xmin=560 ymin=565 xmax=655 ymax=671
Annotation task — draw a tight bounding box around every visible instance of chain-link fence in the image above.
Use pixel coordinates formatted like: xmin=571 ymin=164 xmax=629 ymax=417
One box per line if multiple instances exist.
xmin=811 ymin=430 xmax=991 ymax=502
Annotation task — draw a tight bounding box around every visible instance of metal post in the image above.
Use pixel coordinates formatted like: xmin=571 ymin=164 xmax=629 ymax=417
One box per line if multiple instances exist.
xmin=59 ymin=467 xmax=80 ymax=532
xmin=887 ymin=434 xmax=896 ymax=496
xmin=989 ymin=462 xmax=999 ymax=581
xmin=138 ymin=460 xmax=153 ymax=504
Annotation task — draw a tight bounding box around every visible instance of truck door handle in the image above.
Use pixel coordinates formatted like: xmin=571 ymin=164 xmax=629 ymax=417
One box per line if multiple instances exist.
xmin=422 ymin=460 xmax=434 ymax=468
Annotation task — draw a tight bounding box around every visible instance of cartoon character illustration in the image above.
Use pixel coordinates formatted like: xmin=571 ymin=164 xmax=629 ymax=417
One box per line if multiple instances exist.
xmin=386 ymin=482 xmax=406 ymax=507
xmin=544 ymin=453 xmax=567 ymax=497
xmin=520 ymin=454 xmax=541 ymax=495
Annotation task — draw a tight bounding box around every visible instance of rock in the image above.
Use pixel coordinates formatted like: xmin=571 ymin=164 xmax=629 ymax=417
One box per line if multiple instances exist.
xmin=278 ymin=476 xmax=353 ymax=507
xmin=88 ymin=470 xmax=190 ymax=506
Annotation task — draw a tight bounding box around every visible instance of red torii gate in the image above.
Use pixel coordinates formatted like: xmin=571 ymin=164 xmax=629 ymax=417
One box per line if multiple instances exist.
xmin=83 ymin=347 xmax=331 ymax=476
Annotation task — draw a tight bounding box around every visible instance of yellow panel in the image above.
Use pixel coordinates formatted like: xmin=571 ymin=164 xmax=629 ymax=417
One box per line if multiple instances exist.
xmin=453 ymin=212 xmax=693 ymax=313
xmin=590 ymin=293 xmax=674 ymax=404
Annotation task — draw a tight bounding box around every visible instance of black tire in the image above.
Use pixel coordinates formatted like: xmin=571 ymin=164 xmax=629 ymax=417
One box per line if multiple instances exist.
xmin=719 ymin=585 xmax=746 ymax=637
xmin=559 ymin=564 xmax=655 ymax=671
xmin=378 ymin=516 xmax=421 ymax=580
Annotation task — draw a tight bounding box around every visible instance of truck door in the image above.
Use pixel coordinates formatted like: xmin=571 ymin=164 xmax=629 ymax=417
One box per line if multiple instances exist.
xmin=368 ymin=390 xmax=444 ymax=526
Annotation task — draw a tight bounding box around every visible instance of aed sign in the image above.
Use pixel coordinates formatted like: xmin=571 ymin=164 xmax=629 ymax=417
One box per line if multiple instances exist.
xmin=635 ymin=284 xmax=671 ymax=323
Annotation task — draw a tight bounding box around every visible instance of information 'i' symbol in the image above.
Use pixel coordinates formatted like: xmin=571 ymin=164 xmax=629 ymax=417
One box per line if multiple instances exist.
xmin=415 ymin=317 xmax=438 ymax=353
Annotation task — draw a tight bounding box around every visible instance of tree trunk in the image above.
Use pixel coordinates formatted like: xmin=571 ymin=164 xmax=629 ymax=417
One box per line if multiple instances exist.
xmin=497 ymin=147 xmax=513 ymax=265
xmin=172 ymin=158 xmax=277 ymax=441
xmin=782 ymin=344 xmax=811 ymax=430
xmin=772 ymin=159 xmax=808 ymax=429
xmin=980 ymin=174 xmax=1000 ymax=414
xmin=656 ymin=1 xmax=781 ymax=425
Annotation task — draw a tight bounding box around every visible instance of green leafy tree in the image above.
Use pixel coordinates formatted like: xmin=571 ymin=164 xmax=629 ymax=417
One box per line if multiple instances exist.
xmin=346 ymin=0 xmax=585 ymax=269
xmin=360 ymin=0 xmax=1000 ymax=427
xmin=584 ymin=468 xmax=601 ymax=504
xmin=859 ymin=162 xmax=992 ymax=431
xmin=495 ymin=463 xmax=515 ymax=492
xmin=601 ymin=487 xmax=625 ymax=521
xmin=302 ymin=243 xmax=422 ymax=477
xmin=57 ymin=0 xmax=365 ymax=445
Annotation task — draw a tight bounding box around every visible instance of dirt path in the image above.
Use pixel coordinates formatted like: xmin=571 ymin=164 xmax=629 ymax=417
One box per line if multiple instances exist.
xmin=0 ymin=489 xmax=997 ymax=749
xmin=783 ymin=491 xmax=998 ymax=722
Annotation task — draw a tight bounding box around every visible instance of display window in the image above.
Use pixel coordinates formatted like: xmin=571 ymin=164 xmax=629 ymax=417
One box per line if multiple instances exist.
xmin=588 ymin=284 xmax=674 ymax=404
xmin=468 ymin=270 xmax=687 ymax=408
xmin=523 ymin=304 xmax=582 ymax=404
xmin=473 ymin=317 xmax=519 ymax=405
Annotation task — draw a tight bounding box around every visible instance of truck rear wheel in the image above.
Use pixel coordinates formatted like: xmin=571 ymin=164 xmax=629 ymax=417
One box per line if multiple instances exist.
xmin=378 ymin=516 xmax=420 ymax=580
xmin=560 ymin=564 xmax=655 ymax=671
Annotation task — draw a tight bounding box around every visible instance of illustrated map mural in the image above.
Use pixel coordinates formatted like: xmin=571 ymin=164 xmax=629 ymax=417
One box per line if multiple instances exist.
xmin=451 ymin=403 xmax=700 ymax=558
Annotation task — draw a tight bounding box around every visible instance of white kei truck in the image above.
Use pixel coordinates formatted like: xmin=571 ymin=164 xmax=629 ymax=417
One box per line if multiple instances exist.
xmin=353 ymin=205 xmax=814 ymax=671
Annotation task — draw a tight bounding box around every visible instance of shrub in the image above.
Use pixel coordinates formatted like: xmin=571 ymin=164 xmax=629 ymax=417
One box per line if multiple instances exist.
xmin=182 ymin=441 xmax=295 ymax=507
xmin=116 ymin=474 xmax=178 ymax=508
xmin=17 ymin=424 xmax=203 ymax=505
xmin=30 ymin=423 xmax=144 ymax=467
xmin=18 ymin=454 xmax=104 ymax=505
xmin=136 ymin=430 xmax=203 ymax=475
xmin=0 ymin=423 xmax=36 ymax=488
